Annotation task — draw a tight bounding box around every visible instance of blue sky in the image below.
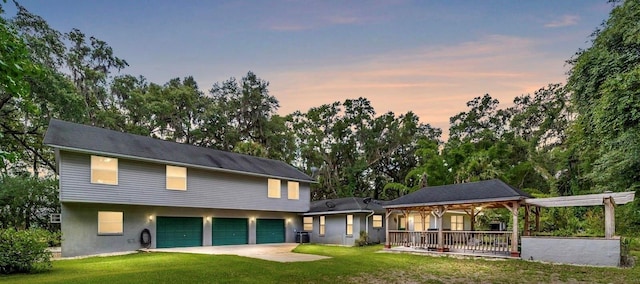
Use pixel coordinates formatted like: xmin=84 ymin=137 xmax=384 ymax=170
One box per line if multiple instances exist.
xmin=4 ymin=0 xmax=614 ymax=137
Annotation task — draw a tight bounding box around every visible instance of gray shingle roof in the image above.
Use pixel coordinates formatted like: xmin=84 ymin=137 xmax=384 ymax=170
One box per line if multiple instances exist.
xmin=44 ymin=119 xmax=314 ymax=182
xmin=305 ymin=197 xmax=386 ymax=215
xmin=384 ymin=179 xmax=532 ymax=208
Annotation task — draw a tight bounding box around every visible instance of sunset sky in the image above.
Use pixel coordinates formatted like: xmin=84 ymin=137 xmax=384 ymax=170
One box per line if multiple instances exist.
xmin=5 ymin=1 xmax=614 ymax=138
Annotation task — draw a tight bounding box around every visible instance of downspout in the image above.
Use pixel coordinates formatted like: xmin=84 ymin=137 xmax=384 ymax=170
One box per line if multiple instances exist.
xmin=365 ymin=210 xmax=375 ymax=240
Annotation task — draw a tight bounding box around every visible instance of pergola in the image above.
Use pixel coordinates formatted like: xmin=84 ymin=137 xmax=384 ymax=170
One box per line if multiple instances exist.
xmin=383 ymin=179 xmax=531 ymax=257
xmin=524 ymin=191 xmax=636 ymax=238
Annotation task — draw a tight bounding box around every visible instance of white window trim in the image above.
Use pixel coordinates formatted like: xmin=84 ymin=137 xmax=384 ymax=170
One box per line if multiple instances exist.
xmin=166 ymin=165 xmax=187 ymax=191
xmin=268 ymin=179 xmax=281 ymax=198
xmin=98 ymin=211 xmax=123 ymax=235
xmin=91 ymin=155 xmax=118 ymax=185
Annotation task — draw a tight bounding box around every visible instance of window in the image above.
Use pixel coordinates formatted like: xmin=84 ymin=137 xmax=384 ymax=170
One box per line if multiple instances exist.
xmin=451 ymin=215 xmax=464 ymax=231
xmin=98 ymin=211 xmax=123 ymax=235
xmin=398 ymin=215 xmax=406 ymax=230
xmin=303 ymin=217 xmax=313 ymax=231
xmin=166 ymin=165 xmax=187 ymax=190
xmin=372 ymin=215 xmax=383 ymax=228
xmin=319 ymin=216 xmax=325 ymax=236
xmin=287 ymin=181 xmax=299 ymax=200
xmin=268 ymin=179 xmax=281 ymax=198
xmin=346 ymin=214 xmax=353 ymax=236
xmin=91 ymin=155 xmax=118 ymax=185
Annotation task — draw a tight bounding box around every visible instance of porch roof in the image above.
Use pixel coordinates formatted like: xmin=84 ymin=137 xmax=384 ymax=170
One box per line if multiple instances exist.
xmin=304 ymin=197 xmax=386 ymax=215
xmin=383 ymin=179 xmax=531 ymax=209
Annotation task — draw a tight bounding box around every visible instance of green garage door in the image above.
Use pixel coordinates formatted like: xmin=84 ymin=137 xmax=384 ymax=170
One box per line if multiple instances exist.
xmin=212 ymin=218 xmax=248 ymax=245
xmin=256 ymin=219 xmax=285 ymax=244
xmin=156 ymin=217 xmax=203 ymax=248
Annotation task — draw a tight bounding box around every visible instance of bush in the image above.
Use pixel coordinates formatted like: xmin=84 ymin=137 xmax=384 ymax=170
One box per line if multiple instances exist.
xmin=355 ymin=231 xmax=368 ymax=247
xmin=0 ymin=228 xmax=53 ymax=274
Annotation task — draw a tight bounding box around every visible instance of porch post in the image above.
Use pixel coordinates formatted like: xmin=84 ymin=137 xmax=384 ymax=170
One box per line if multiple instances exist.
xmin=604 ymin=197 xmax=615 ymax=239
xmin=434 ymin=206 xmax=447 ymax=252
xmin=385 ymin=209 xmax=392 ymax=248
xmin=535 ymin=206 xmax=540 ymax=232
xmin=510 ymin=201 xmax=519 ymax=257
xmin=524 ymin=204 xmax=530 ymax=236
xmin=470 ymin=206 xmax=475 ymax=231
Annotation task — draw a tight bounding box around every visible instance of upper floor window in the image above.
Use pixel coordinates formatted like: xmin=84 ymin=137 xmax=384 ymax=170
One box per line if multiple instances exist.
xmin=287 ymin=181 xmax=299 ymax=200
xmin=303 ymin=216 xmax=313 ymax=231
xmin=451 ymin=215 xmax=464 ymax=231
xmin=166 ymin=165 xmax=187 ymax=190
xmin=98 ymin=211 xmax=123 ymax=235
xmin=319 ymin=216 xmax=326 ymax=236
xmin=346 ymin=214 xmax=354 ymax=236
xmin=268 ymin=179 xmax=281 ymax=198
xmin=373 ymin=215 xmax=383 ymax=228
xmin=91 ymin=155 xmax=118 ymax=185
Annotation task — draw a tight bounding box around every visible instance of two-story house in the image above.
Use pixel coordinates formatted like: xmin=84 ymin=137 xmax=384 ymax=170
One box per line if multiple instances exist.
xmin=44 ymin=119 xmax=314 ymax=257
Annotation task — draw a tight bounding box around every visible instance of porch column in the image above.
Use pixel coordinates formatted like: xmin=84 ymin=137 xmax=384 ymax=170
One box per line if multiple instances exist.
xmin=524 ymin=205 xmax=530 ymax=236
xmin=503 ymin=201 xmax=520 ymax=257
xmin=535 ymin=206 xmax=540 ymax=232
xmin=470 ymin=206 xmax=475 ymax=231
xmin=433 ymin=206 xmax=447 ymax=252
xmin=604 ymin=197 xmax=615 ymax=239
xmin=385 ymin=209 xmax=392 ymax=248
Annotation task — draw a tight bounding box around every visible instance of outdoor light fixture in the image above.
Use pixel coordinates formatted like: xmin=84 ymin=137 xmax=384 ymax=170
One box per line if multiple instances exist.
xmin=148 ymin=215 xmax=153 ymax=221
xmin=250 ymin=217 xmax=256 ymax=222
xmin=206 ymin=217 xmax=211 ymax=222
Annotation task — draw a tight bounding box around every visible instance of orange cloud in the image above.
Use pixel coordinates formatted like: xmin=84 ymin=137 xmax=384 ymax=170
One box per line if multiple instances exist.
xmin=266 ymin=34 xmax=568 ymax=139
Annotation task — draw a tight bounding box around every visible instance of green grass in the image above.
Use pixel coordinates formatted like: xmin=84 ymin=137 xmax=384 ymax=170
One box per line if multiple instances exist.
xmin=2 ymin=245 xmax=639 ymax=283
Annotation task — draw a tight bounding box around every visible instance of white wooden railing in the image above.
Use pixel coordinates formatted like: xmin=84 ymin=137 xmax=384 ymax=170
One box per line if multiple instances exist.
xmin=389 ymin=230 xmax=512 ymax=254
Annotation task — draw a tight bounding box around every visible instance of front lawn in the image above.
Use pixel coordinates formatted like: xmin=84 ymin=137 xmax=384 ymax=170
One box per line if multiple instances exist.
xmin=2 ymin=245 xmax=638 ymax=283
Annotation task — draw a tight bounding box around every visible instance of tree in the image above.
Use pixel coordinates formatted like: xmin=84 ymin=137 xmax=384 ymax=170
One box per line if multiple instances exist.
xmin=567 ymin=0 xmax=640 ymax=194
xmin=0 ymin=175 xmax=59 ymax=230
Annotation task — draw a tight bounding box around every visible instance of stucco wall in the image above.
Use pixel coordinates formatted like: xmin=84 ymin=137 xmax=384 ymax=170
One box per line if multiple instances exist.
xmin=61 ymin=202 xmax=303 ymax=257
xmin=521 ymin=236 xmax=621 ymax=267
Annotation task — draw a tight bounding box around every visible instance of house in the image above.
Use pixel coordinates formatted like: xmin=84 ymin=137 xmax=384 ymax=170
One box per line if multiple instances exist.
xmin=44 ymin=119 xmax=315 ymax=257
xmin=302 ymin=197 xmax=386 ymax=245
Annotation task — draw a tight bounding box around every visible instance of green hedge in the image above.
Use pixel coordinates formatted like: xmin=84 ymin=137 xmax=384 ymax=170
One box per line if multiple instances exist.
xmin=0 ymin=228 xmax=53 ymax=274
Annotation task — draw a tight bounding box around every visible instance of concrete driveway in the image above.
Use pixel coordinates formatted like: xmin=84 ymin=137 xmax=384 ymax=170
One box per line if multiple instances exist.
xmin=147 ymin=243 xmax=330 ymax=263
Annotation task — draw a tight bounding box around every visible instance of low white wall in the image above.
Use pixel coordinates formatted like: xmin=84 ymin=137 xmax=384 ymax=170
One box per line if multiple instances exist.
xmin=521 ymin=236 xmax=620 ymax=267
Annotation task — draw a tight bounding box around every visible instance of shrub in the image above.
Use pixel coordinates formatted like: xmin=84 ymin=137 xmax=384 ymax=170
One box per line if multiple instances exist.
xmin=355 ymin=231 xmax=368 ymax=247
xmin=0 ymin=228 xmax=53 ymax=274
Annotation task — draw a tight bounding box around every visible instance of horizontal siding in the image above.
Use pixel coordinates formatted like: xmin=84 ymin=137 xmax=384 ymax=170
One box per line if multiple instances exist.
xmin=60 ymin=151 xmax=310 ymax=212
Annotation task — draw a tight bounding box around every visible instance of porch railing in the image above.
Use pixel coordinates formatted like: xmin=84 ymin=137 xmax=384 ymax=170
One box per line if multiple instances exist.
xmin=388 ymin=230 xmax=512 ymax=254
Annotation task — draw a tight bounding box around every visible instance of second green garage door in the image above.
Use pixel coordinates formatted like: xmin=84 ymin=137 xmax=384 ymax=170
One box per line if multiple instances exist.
xmin=212 ymin=218 xmax=248 ymax=245
xmin=256 ymin=219 xmax=285 ymax=244
xmin=156 ymin=217 xmax=203 ymax=248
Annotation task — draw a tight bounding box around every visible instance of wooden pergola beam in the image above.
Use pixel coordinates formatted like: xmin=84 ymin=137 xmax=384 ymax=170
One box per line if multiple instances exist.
xmin=524 ymin=192 xmax=634 ymax=207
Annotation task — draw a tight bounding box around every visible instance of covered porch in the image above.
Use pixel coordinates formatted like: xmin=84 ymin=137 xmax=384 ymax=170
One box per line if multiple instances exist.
xmin=383 ymin=179 xmax=532 ymax=257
